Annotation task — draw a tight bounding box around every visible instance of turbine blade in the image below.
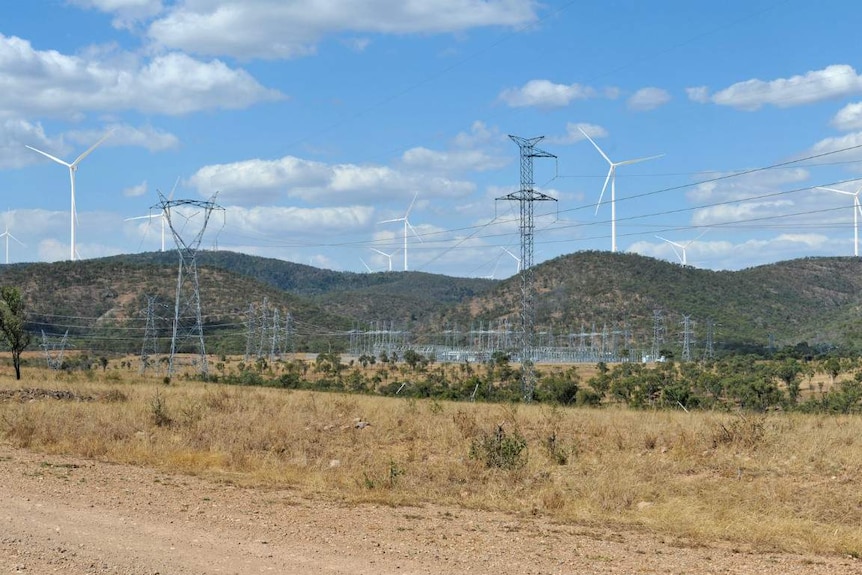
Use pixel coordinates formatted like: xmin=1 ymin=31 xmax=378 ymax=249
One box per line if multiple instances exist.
xmin=406 ymin=220 xmax=423 ymax=242
xmin=379 ymin=217 xmax=404 ymax=224
xmin=25 ymin=145 xmax=71 ymax=167
xmin=578 ymin=127 xmax=612 ymax=165
xmin=125 ymin=214 xmax=157 ymax=221
xmin=405 ymin=192 xmax=418 ymax=216
xmin=72 ymin=129 xmax=114 ymax=166
xmin=169 ymin=176 xmax=180 ymax=200
xmin=595 ymin=167 xmax=613 ymax=214
xmin=616 ymin=153 xmax=665 ymax=167
xmin=816 ymin=186 xmax=854 ymax=196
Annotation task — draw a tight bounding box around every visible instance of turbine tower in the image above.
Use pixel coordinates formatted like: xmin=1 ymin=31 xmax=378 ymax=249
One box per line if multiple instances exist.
xmin=26 ymin=130 xmax=113 ymax=261
xmin=496 ymin=135 xmax=557 ymax=402
xmin=0 ymin=219 xmax=24 ymax=265
xmin=371 ymin=248 xmax=397 ymax=272
xmin=655 ymin=230 xmax=707 ymax=266
xmin=579 ymin=127 xmax=663 ymax=253
xmin=817 ymin=185 xmax=862 ymax=256
xmin=501 ymin=246 xmax=522 ymax=273
xmin=125 ymin=178 xmax=179 ymax=252
xmin=155 ymin=191 xmax=224 ymax=377
xmin=380 ymin=193 xmax=421 ymax=271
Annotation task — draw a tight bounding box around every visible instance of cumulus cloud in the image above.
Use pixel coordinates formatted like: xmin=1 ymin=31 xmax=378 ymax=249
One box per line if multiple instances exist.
xmin=0 ymin=34 xmax=282 ymax=118
xmin=187 ymin=155 xmax=476 ymax=205
xmin=498 ymin=79 xmax=597 ymax=108
xmin=401 ymin=147 xmax=507 ymax=173
xmin=227 ymin=205 xmax=375 ymax=235
xmin=147 ymin=0 xmax=538 ymax=60
xmin=547 ymin=122 xmax=607 ymax=145
xmin=0 ymin=119 xmax=64 ymax=169
xmin=69 ymin=0 xmax=164 ymax=28
xmin=831 ymin=102 xmax=862 ymax=131
xmin=688 ymin=64 xmax=862 ymax=110
xmin=627 ymin=87 xmax=671 ymax=111
xmin=807 ymin=131 xmax=862 ymax=169
xmin=123 ymin=181 xmax=148 ymax=198
xmin=66 ymin=123 xmax=179 ymax=152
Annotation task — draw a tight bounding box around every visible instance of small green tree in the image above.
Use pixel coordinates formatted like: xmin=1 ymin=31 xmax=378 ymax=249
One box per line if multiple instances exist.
xmin=0 ymin=287 xmax=31 ymax=380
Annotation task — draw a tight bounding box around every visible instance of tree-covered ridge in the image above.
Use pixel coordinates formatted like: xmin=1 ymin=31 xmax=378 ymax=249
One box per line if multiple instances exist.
xmin=436 ymin=252 xmax=862 ymax=353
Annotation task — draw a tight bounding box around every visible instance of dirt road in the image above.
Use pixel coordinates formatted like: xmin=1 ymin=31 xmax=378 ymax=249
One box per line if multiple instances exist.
xmin=0 ymin=443 xmax=857 ymax=574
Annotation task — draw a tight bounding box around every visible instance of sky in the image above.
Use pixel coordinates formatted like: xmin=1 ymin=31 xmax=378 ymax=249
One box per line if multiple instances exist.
xmin=2 ymin=0 xmax=862 ymax=277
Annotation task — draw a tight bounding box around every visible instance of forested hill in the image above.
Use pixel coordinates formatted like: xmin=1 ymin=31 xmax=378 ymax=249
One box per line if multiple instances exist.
xmin=432 ymin=251 xmax=862 ymax=353
xmin=4 ymin=250 xmax=862 ymax=355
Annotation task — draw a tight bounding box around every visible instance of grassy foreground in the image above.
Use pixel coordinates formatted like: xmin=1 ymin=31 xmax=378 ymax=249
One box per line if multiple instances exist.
xmin=1 ymin=367 xmax=861 ymax=558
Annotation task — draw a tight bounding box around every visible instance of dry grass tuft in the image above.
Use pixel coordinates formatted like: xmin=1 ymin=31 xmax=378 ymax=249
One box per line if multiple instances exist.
xmin=1 ymin=368 xmax=862 ymax=557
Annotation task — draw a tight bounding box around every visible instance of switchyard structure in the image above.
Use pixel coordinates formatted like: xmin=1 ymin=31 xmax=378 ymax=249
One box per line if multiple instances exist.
xmin=496 ymin=135 xmax=557 ymax=401
xmin=156 ymin=191 xmax=223 ymax=377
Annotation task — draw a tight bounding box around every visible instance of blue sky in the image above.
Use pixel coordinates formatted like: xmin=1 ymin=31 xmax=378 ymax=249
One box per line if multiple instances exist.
xmin=2 ymin=0 xmax=862 ymax=277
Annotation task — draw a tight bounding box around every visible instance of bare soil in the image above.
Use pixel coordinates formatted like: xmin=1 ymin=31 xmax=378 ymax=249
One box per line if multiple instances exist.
xmin=1 ymin=443 xmax=858 ymax=574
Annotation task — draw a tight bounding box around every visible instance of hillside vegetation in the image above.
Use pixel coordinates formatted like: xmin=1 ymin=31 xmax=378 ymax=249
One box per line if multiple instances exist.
xmin=2 ymin=250 xmax=862 ymax=355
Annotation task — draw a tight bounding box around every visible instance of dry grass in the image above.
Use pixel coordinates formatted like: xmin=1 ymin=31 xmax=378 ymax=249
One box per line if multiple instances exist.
xmin=1 ymin=365 xmax=861 ymax=557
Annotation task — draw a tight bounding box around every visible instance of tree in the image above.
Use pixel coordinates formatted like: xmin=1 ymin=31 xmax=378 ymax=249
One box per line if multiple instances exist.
xmin=0 ymin=287 xmax=31 ymax=380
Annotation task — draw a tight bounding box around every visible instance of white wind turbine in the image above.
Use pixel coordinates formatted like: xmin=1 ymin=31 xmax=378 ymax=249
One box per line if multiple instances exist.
xmin=579 ymin=127 xmax=663 ymax=253
xmin=125 ymin=178 xmax=179 ymax=252
xmin=0 ymin=218 xmax=24 ymax=265
xmin=371 ymin=248 xmax=398 ymax=272
xmin=655 ymin=230 xmax=707 ymax=266
xmin=817 ymin=185 xmax=862 ymax=257
xmin=379 ymin=193 xmax=422 ymax=271
xmin=26 ymin=130 xmax=113 ymax=261
xmin=501 ymin=246 xmax=522 ymax=273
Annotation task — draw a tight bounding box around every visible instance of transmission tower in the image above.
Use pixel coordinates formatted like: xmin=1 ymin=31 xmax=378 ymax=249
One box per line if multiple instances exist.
xmin=244 ymin=302 xmax=257 ymax=362
xmin=681 ymin=314 xmax=695 ymax=362
xmin=651 ymin=309 xmax=664 ymax=361
xmin=703 ymin=318 xmax=715 ymax=362
xmin=41 ymin=329 xmax=69 ymax=370
xmin=496 ymin=135 xmax=557 ymax=401
xmin=155 ymin=191 xmax=224 ymax=377
xmin=139 ymin=295 xmax=160 ymax=373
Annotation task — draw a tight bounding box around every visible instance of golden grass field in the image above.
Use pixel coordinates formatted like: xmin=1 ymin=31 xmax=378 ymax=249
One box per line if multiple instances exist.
xmin=1 ymin=357 xmax=860 ymax=558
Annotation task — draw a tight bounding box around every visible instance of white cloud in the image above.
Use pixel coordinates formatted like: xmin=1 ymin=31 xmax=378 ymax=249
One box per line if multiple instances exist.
xmin=808 ymin=131 xmax=862 ymax=169
xmin=547 ymin=122 xmax=607 ymax=145
xmin=147 ymin=0 xmax=539 ymax=60
xmin=227 ymin=205 xmax=374 ymax=235
xmin=187 ymin=154 xmax=476 ymax=205
xmin=627 ymin=87 xmax=671 ymax=111
xmin=123 ymin=181 xmax=148 ymax=198
xmin=0 ymin=119 xmax=64 ymax=169
xmin=687 ymin=168 xmax=810 ymax=203
xmin=70 ymin=0 xmax=164 ymax=28
xmin=692 ymin=199 xmax=795 ymax=226
xmin=688 ymin=64 xmax=862 ymax=110
xmin=66 ymin=123 xmax=179 ymax=152
xmin=686 ymin=86 xmax=710 ymax=103
xmin=498 ymin=80 xmax=597 ymax=108
xmin=452 ymin=121 xmax=500 ymax=148
xmin=401 ymin=147 xmax=507 ymax=173
xmin=831 ymin=102 xmax=862 ymax=131
xmin=0 ymin=34 xmax=282 ymax=118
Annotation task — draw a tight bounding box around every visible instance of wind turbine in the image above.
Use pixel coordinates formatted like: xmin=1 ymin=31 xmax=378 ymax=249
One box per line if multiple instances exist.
xmin=371 ymin=248 xmax=397 ymax=272
xmin=579 ymin=127 xmax=663 ymax=253
xmin=0 ymin=220 xmax=24 ymax=265
xmin=379 ymin=193 xmax=422 ymax=271
xmin=655 ymin=230 xmax=707 ymax=266
xmin=26 ymin=130 xmax=113 ymax=261
xmin=501 ymin=246 xmax=522 ymax=273
xmin=125 ymin=178 xmax=179 ymax=252
xmin=817 ymin=185 xmax=862 ymax=257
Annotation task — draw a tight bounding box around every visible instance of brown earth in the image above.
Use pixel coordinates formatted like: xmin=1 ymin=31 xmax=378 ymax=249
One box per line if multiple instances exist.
xmin=1 ymin=444 xmax=859 ymax=574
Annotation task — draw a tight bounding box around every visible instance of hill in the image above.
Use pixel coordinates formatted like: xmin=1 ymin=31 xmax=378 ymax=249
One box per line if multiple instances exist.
xmin=3 ymin=250 xmax=862 ymax=357
xmin=429 ymin=251 xmax=862 ymax=354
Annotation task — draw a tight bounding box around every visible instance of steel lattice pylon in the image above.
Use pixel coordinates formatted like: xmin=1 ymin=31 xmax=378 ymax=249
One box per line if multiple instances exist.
xmin=154 ymin=191 xmax=223 ymax=377
xmin=497 ymin=135 xmax=556 ymax=401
